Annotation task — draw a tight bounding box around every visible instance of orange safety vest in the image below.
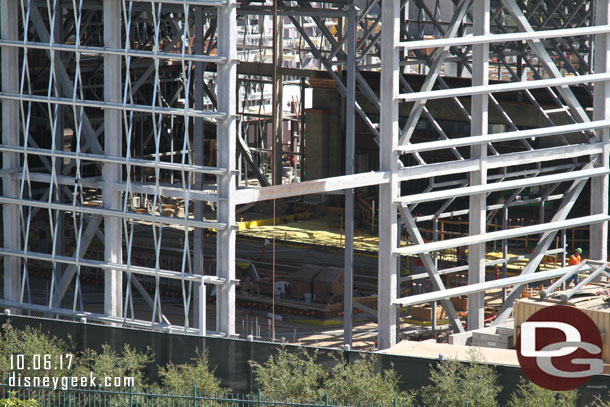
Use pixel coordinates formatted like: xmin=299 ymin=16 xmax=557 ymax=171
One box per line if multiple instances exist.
xmin=569 ymin=254 xmax=582 ymax=266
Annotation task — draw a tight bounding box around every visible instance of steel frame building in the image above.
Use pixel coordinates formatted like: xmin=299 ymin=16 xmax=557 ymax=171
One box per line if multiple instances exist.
xmin=1 ymin=0 xmax=609 ymax=350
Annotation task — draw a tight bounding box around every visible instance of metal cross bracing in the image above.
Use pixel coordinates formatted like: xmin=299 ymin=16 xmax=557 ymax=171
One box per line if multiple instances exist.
xmin=378 ymin=0 xmax=610 ymax=349
xmin=1 ymin=0 xmax=237 ymax=336
xmin=1 ymin=0 xmax=609 ymax=348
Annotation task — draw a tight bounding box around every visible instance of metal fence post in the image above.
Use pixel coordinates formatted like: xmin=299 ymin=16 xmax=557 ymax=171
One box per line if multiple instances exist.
xmin=129 ymin=385 xmax=133 ymax=407
xmin=258 ymin=388 xmax=262 ymax=407
xmin=193 ymin=384 xmax=197 ymax=407
xmin=325 ymin=393 xmax=329 ymax=407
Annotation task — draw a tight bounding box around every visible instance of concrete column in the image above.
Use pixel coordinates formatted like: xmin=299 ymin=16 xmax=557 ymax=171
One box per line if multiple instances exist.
xmin=343 ymin=5 xmax=357 ymax=347
xmin=216 ymin=3 xmax=237 ymax=337
xmin=378 ymin=0 xmax=400 ymax=350
xmin=467 ymin=0 xmax=489 ymax=330
xmin=590 ymin=0 xmax=610 ymax=264
xmin=1 ymin=0 xmax=21 ymax=308
xmin=103 ymin=0 xmax=123 ymax=318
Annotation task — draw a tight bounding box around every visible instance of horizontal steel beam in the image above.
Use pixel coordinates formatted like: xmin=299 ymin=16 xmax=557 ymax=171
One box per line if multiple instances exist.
xmin=396 ymin=120 xmax=610 ymax=154
xmin=0 ymin=40 xmax=227 ymax=64
xmin=394 ymin=264 xmax=592 ymax=307
xmin=0 ymin=92 xmax=226 ymax=120
xmin=128 ymin=0 xmax=229 ymax=6
xmin=397 ymin=25 xmax=610 ymax=49
xmin=0 ymin=144 xmax=226 ymax=175
xmin=399 ymin=146 xmax=600 ymax=182
xmin=234 ymin=171 xmax=390 ymax=204
xmin=0 ymin=247 xmax=227 ymax=285
xmin=401 ymin=248 xmax=565 ymax=282
xmin=397 ymin=167 xmax=609 ymax=204
xmin=0 ymin=196 xmax=226 ymax=230
xmin=397 ymin=72 xmax=610 ymax=102
xmin=0 ymin=302 xmax=224 ymax=336
xmin=394 ymin=214 xmax=610 ymax=256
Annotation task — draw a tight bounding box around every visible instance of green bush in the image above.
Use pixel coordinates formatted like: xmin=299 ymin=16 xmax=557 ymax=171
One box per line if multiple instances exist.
xmin=158 ymin=349 xmax=225 ymax=395
xmin=249 ymin=347 xmax=327 ymax=400
xmin=0 ymin=322 xmax=73 ymax=382
xmin=417 ymin=350 xmax=500 ymax=407
xmin=0 ymin=393 xmax=38 ymax=407
xmin=72 ymin=344 xmax=153 ymax=390
xmin=507 ymin=378 xmax=578 ymax=407
xmin=325 ymin=354 xmax=414 ymax=405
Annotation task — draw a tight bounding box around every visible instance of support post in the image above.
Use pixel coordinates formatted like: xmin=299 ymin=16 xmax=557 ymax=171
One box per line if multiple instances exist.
xmin=343 ymin=4 xmax=357 ymax=347
xmin=1 ymin=0 xmax=20 ymax=309
xmin=272 ymin=14 xmax=284 ymax=185
xmin=378 ymin=0 xmax=400 ymax=350
xmin=103 ymin=0 xmax=123 ymax=319
xmin=467 ymin=0 xmax=489 ymax=331
xmin=590 ymin=0 xmax=610 ymax=265
xmin=194 ymin=6 xmax=205 ymax=332
xmin=216 ymin=2 xmax=237 ymax=337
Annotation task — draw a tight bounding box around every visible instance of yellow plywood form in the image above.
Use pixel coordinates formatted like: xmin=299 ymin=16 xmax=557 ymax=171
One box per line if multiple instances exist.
xmin=238 ymin=215 xmax=566 ymax=275
xmin=238 ymin=215 xmax=381 ymax=253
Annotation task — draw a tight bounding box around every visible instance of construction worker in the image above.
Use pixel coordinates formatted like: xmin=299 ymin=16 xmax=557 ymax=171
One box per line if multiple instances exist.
xmin=566 ymin=248 xmax=583 ymax=286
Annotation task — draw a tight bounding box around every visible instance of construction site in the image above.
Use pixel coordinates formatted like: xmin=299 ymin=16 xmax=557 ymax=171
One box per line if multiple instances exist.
xmin=2 ymin=0 xmax=610 ymax=378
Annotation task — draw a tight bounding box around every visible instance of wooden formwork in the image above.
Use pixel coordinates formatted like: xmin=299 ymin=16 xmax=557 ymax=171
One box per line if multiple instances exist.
xmin=514 ymin=291 xmax=610 ymax=363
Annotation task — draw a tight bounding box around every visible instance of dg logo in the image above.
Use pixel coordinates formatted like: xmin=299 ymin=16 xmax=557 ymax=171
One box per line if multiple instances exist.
xmin=517 ymin=305 xmax=603 ymax=391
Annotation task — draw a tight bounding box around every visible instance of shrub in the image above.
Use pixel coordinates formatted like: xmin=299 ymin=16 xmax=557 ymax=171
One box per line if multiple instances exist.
xmin=0 ymin=393 xmax=38 ymax=407
xmin=158 ymin=349 xmax=225 ymax=395
xmin=72 ymin=344 xmax=153 ymax=390
xmin=249 ymin=347 xmax=327 ymax=400
xmin=507 ymin=378 xmax=578 ymax=407
xmin=0 ymin=322 xmax=73 ymax=382
xmin=325 ymin=354 xmax=414 ymax=405
xmin=417 ymin=350 xmax=500 ymax=407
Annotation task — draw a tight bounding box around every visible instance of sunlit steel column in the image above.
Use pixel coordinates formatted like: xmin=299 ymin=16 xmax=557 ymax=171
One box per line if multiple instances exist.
xmin=467 ymin=0 xmax=489 ymax=330
xmin=344 ymin=4 xmax=357 ymax=347
xmin=216 ymin=1 xmax=237 ymax=337
xmin=590 ymin=0 xmax=610 ymax=264
xmin=378 ymin=0 xmax=400 ymax=350
xmin=103 ymin=0 xmax=123 ymax=318
xmin=1 ymin=0 xmax=21 ymax=310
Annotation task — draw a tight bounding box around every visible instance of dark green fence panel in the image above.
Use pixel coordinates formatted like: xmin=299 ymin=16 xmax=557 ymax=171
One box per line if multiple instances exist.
xmin=1 ymin=315 xmax=609 ymax=406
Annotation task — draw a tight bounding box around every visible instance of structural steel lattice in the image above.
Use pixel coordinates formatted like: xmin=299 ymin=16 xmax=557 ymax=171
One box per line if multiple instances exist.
xmin=1 ymin=0 xmax=609 ymax=350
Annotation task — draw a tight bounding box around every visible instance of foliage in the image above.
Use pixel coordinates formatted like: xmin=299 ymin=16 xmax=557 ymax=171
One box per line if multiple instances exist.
xmin=417 ymin=350 xmax=500 ymax=407
xmin=507 ymin=378 xmax=578 ymax=407
xmin=158 ymin=349 xmax=225 ymax=395
xmin=72 ymin=344 xmax=153 ymax=389
xmin=0 ymin=322 xmax=73 ymax=381
xmin=325 ymin=354 xmax=415 ymax=406
xmin=0 ymin=393 xmax=38 ymax=407
xmin=249 ymin=347 xmax=327 ymax=400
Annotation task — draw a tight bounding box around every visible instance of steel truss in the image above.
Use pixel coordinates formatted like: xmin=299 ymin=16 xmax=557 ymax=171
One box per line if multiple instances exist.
xmin=1 ymin=0 xmax=236 ymax=336
xmin=1 ymin=0 xmax=609 ymax=348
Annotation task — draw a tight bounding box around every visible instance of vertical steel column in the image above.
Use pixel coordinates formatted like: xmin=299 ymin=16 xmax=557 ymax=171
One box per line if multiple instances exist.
xmin=52 ymin=2 xmax=65 ymax=308
xmin=467 ymin=0 xmax=489 ymax=330
xmin=216 ymin=2 xmax=237 ymax=337
xmin=1 ymin=0 xmax=20 ymax=308
xmin=378 ymin=0 xmax=400 ymax=350
xmin=103 ymin=0 xmax=123 ymax=318
xmin=344 ymin=5 xmax=357 ymax=347
xmin=590 ymin=0 xmax=610 ymax=264
xmin=272 ymin=15 xmax=284 ymax=186
xmin=194 ymin=7 xmax=205 ymax=332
